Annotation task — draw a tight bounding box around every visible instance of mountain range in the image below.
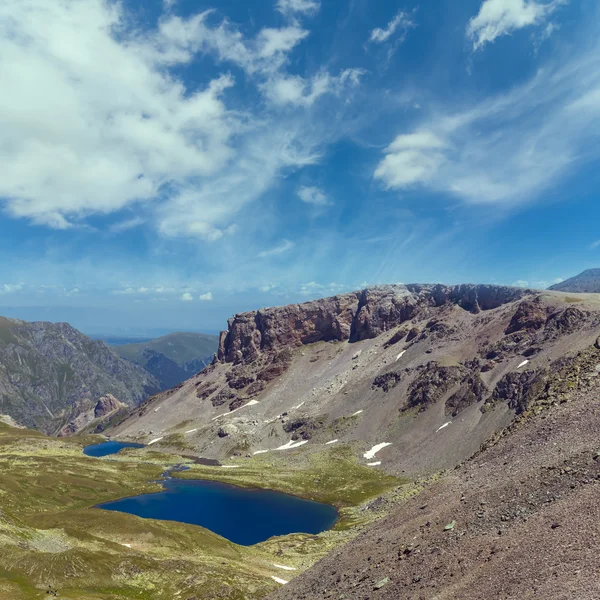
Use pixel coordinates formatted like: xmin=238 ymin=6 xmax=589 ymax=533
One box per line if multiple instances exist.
xmin=110 ymin=332 xmax=219 ymax=390
xmin=1 ymin=281 xmax=600 ymax=598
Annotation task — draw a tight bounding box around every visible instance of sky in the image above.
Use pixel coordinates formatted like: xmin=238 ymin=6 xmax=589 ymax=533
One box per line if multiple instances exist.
xmin=1 ymin=0 xmax=600 ymax=335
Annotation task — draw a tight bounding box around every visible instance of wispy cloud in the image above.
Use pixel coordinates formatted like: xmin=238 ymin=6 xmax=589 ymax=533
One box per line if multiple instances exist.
xmin=257 ymin=239 xmax=295 ymax=258
xmin=0 ymin=283 xmax=23 ymax=294
xmin=181 ymin=292 xmax=193 ymax=302
xmin=199 ymin=291 xmax=213 ymax=301
xmin=369 ymin=11 xmax=415 ymax=44
xmin=297 ymin=185 xmax=331 ymax=207
xmin=375 ymin=41 xmax=600 ymax=207
xmin=467 ymin=0 xmax=567 ymax=50
xmin=590 ymin=240 xmax=600 ymax=249
xmin=276 ymin=0 xmax=320 ymax=17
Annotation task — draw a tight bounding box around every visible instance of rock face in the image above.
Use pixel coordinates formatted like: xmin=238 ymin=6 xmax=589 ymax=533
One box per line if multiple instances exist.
xmin=218 ymin=284 xmax=531 ymax=364
xmin=0 ymin=317 xmax=159 ymax=434
xmin=94 ymin=394 xmax=123 ymax=418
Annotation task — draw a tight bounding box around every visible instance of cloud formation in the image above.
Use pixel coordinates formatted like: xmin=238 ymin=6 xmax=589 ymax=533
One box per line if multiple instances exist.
xmin=467 ymin=0 xmax=566 ymax=50
xmin=297 ymin=186 xmax=330 ymax=206
xmin=369 ymin=11 xmax=415 ymax=44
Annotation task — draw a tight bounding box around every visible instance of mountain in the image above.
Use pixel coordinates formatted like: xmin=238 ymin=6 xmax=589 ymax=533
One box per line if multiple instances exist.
xmin=104 ymin=283 xmax=600 ymax=599
xmin=110 ymin=282 xmax=571 ymax=472
xmin=0 ymin=317 xmax=159 ymax=434
xmin=111 ymin=331 xmax=219 ymax=390
xmin=2 ymin=284 xmax=600 ymax=599
xmin=548 ymin=268 xmax=600 ymax=292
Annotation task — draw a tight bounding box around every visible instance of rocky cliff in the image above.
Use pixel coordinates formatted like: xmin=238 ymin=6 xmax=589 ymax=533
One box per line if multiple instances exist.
xmin=218 ymin=284 xmax=532 ymax=363
xmin=0 ymin=317 xmax=159 ymax=434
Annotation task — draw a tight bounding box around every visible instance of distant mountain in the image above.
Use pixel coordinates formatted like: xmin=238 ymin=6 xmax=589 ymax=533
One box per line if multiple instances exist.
xmin=0 ymin=317 xmax=159 ymax=434
xmin=548 ymin=269 xmax=600 ymax=292
xmin=111 ymin=332 xmax=219 ymax=390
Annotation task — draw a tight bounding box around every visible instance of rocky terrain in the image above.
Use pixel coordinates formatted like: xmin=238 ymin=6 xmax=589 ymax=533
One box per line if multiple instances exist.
xmin=0 ymin=317 xmax=159 ymax=434
xmin=549 ymin=268 xmax=600 ymax=292
xmin=3 ymin=283 xmax=600 ymax=599
xmin=112 ymin=331 xmax=219 ymax=390
xmin=112 ymin=283 xmax=593 ymax=478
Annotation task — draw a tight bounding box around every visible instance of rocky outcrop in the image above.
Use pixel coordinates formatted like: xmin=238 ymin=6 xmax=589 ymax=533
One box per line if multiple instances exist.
xmin=405 ymin=363 xmax=470 ymax=412
xmin=218 ymin=284 xmax=532 ymax=364
xmin=94 ymin=394 xmax=123 ymax=418
xmin=505 ymin=299 xmax=548 ymax=334
xmin=485 ymin=370 xmax=549 ymax=414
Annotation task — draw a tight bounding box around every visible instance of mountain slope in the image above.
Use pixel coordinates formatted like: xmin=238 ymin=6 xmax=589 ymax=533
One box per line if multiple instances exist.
xmin=549 ymin=268 xmax=600 ymax=292
xmin=112 ymin=331 xmax=219 ymax=389
xmin=0 ymin=317 xmax=159 ymax=434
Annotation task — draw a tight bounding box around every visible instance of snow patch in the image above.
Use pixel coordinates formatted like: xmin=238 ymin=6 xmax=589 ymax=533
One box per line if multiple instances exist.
xmin=292 ymin=401 xmax=305 ymax=410
xmin=253 ymin=450 xmax=269 ymax=455
xmin=271 ymin=576 xmax=288 ymax=585
xmin=212 ymin=399 xmax=260 ymax=421
xmin=364 ymin=442 xmax=392 ymax=460
xmin=185 ymin=428 xmax=197 ymax=434
xmin=153 ymin=406 xmax=161 ymax=412
xmin=121 ymin=543 xmax=132 ymax=548
xmin=273 ymin=564 xmax=297 ymax=571
xmin=276 ymin=440 xmax=309 ymax=451
xmin=436 ymin=421 xmax=452 ymax=433
xmin=147 ymin=437 xmax=163 ymax=445
xmin=351 ymin=410 xmax=364 ymax=417
xmin=396 ymin=350 xmax=406 ymax=361
xmin=517 ymin=360 xmax=529 ymax=369
xmin=367 ymin=461 xmax=381 ymax=466
xmin=221 ymin=465 xmax=239 ymax=469
xmin=325 ymin=439 xmax=339 ymax=445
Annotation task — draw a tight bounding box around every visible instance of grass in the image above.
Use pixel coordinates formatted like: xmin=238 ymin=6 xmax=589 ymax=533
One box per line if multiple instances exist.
xmin=0 ymin=424 xmax=407 ymax=599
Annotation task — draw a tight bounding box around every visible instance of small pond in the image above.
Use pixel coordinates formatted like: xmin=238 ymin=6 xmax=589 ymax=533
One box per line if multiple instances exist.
xmin=83 ymin=441 xmax=145 ymax=457
xmin=96 ymin=478 xmax=339 ymax=545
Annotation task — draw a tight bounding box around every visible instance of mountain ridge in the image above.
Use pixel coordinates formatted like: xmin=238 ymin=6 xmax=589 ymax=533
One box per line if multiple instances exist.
xmin=549 ymin=268 xmax=600 ymax=292
xmin=0 ymin=316 xmax=159 ymax=434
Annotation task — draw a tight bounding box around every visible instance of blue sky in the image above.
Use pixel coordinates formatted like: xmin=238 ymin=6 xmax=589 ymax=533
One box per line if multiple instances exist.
xmin=1 ymin=0 xmax=599 ymax=334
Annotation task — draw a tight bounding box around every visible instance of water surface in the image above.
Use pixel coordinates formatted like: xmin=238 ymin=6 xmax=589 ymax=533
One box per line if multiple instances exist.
xmin=83 ymin=441 xmax=145 ymax=457
xmin=97 ymin=478 xmax=338 ymax=545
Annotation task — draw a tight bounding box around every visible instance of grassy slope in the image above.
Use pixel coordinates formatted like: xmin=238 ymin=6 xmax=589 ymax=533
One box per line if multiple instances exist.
xmin=0 ymin=425 xmax=404 ymax=600
xmin=114 ymin=332 xmax=219 ymax=366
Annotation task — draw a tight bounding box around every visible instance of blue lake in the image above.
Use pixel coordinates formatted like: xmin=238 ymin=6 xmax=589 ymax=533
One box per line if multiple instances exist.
xmin=96 ymin=478 xmax=339 ymax=545
xmin=83 ymin=441 xmax=145 ymax=457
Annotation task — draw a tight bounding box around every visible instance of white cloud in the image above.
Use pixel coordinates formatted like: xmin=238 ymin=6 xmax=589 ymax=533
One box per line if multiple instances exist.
xmin=262 ymin=69 xmax=364 ymax=107
xmin=369 ymin=11 xmax=415 ymax=44
xmin=0 ymin=283 xmax=23 ymax=294
xmin=257 ymin=240 xmax=295 ymax=258
xmin=109 ymin=217 xmax=146 ymax=233
xmin=374 ymin=44 xmax=600 ymax=206
xmin=276 ymin=0 xmax=320 ymax=17
xmin=467 ymin=0 xmax=567 ymax=50
xmin=589 ymin=240 xmax=600 ymax=249
xmin=199 ymin=291 xmax=213 ymax=301
xmin=113 ymin=287 xmax=136 ymax=295
xmin=181 ymin=292 xmax=193 ymax=302
xmin=297 ymin=185 xmax=330 ymax=206
xmin=511 ymin=279 xmax=529 ymax=287
xmin=0 ymin=0 xmax=331 ymax=240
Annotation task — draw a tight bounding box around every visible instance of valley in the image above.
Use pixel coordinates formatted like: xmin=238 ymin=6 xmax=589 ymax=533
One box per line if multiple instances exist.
xmin=0 ymin=283 xmax=599 ymax=599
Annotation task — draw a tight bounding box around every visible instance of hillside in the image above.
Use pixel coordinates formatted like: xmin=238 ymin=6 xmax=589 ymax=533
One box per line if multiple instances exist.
xmin=549 ymin=268 xmax=600 ymax=292
xmin=112 ymin=331 xmax=219 ymax=390
xmin=0 ymin=317 xmax=159 ymax=434
xmin=2 ymin=284 xmax=600 ymax=599
xmin=110 ymin=283 xmax=597 ymax=476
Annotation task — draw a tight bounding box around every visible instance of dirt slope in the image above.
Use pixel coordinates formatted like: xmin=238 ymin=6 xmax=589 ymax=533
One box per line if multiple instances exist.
xmin=268 ymin=361 xmax=600 ymax=600
xmin=110 ymin=286 xmax=600 ymax=480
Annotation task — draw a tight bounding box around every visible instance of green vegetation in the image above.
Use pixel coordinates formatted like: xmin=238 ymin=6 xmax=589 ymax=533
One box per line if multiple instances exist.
xmin=114 ymin=332 xmax=219 ymax=367
xmin=0 ymin=424 xmax=407 ymax=599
